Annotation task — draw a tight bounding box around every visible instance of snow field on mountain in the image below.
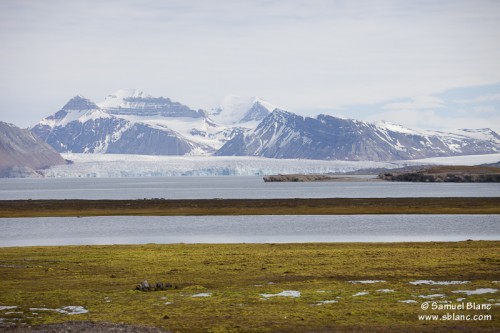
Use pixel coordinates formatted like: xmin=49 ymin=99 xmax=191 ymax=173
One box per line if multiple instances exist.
xmin=408 ymin=153 xmax=500 ymax=166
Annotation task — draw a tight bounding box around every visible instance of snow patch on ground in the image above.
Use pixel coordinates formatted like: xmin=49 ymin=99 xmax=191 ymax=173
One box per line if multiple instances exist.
xmin=419 ymin=294 xmax=446 ymax=299
xmin=260 ymin=290 xmax=301 ymax=298
xmin=349 ymin=280 xmax=386 ymax=284
xmin=191 ymin=293 xmax=212 ymax=298
xmin=452 ymin=288 xmax=498 ymax=296
xmin=352 ymin=292 xmax=369 ymax=297
xmin=0 ymin=306 xmax=17 ymax=311
xmin=399 ymin=300 xmax=418 ymax=304
xmin=409 ymin=280 xmax=469 ymax=286
xmin=315 ymin=300 xmax=338 ymax=305
xmin=29 ymin=306 xmax=88 ymax=315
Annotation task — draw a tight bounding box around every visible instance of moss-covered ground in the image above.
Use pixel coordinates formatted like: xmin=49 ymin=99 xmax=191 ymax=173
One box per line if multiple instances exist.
xmin=0 ymin=242 xmax=499 ymax=332
xmin=1 ymin=197 xmax=500 ymax=217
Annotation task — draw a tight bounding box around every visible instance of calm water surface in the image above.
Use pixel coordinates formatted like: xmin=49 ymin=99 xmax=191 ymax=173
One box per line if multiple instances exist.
xmin=0 ymin=215 xmax=498 ymax=246
xmin=0 ymin=176 xmax=499 ymax=199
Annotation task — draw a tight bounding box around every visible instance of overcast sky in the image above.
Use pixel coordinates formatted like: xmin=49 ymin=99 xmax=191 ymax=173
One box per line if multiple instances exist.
xmin=1 ymin=0 xmax=500 ymax=132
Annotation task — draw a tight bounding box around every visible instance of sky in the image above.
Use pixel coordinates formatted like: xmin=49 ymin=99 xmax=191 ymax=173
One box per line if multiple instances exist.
xmin=1 ymin=0 xmax=500 ymax=132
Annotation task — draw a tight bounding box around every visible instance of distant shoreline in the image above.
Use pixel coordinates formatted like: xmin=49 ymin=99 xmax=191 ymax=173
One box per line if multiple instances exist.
xmin=1 ymin=197 xmax=499 ymax=217
xmin=264 ymin=164 xmax=500 ymax=183
xmin=263 ymin=174 xmax=383 ymax=182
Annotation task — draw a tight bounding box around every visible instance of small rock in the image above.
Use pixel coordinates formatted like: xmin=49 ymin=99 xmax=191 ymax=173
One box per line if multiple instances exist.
xmin=137 ymin=280 xmax=151 ymax=291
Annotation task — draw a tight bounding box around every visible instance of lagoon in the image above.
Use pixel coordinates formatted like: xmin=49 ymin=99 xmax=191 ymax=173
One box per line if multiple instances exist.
xmin=1 ymin=215 xmax=498 ymax=247
xmin=0 ymin=176 xmax=499 ymax=200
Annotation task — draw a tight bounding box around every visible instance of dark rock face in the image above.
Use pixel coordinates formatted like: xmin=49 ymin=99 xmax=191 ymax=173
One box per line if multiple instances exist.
xmin=39 ymin=117 xmax=131 ymax=153
xmin=379 ymin=166 xmax=500 ymax=182
xmin=62 ymin=95 xmax=99 ymax=110
xmin=216 ymin=111 xmax=500 ymax=161
xmin=0 ymin=122 xmax=66 ymax=177
xmin=105 ymin=123 xmax=194 ymax=155
xmin=239 ymin=102 xmax=271 ymax=123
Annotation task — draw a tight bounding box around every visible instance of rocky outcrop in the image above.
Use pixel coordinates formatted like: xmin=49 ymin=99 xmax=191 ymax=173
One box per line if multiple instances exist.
xmin=0 ymin=122 xmax=67 ymax=177
xmin=0 ymin=166 xmax=43 ymax=178
xmin=378 ymin=165 xmax=500 ymax=182
xmin=135 ymin=280 xmax=176 ymax=292
xmin=263 ymin=174 xmax=333 ymax=182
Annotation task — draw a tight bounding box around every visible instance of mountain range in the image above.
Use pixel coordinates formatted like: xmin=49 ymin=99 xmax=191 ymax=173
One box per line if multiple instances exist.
xmin=31 ymin=89 xmax=500 ymax=162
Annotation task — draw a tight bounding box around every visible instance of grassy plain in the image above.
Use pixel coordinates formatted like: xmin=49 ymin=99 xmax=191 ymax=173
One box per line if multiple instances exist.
xmin=1 ymin=197 xmax=500 ymax=217
xmin=0 ymin=242 xmax=499 ymax=332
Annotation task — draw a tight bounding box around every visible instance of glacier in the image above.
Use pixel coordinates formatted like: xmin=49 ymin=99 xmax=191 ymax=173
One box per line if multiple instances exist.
xmin=39 ymin=153 xmax=500 ymax=178
xmin=42 ymin=154 xmax=401 ymax=178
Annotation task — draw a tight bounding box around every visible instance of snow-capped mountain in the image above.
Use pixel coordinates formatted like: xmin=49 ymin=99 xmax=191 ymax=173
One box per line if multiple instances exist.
xmin=32 ymin=93 xmax=207 ymax=155
xmin=31 ymin=89 xmax=500 ymax=161
xmin=99 ymin=89 xmax=205 ymax=118
xmin=209 ymin=95 xmax=277 ymax=125
xmin=216 ymin=110 xmax=500 ymax=161
xmin=31 ymin=91 xmax=278 ymax=156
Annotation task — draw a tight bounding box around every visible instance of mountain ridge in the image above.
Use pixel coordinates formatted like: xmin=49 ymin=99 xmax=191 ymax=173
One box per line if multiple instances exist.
xmin=216 ymin=111 xmax=500 ymax=161
xmin=30 ymin=90 xmax=500 ymax=161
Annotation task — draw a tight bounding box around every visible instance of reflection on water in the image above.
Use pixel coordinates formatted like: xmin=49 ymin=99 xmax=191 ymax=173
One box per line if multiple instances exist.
xmin=0 ymin=215 xmax=498 ymax=247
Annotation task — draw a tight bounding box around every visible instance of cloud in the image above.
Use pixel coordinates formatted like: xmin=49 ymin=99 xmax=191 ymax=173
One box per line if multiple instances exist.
xmin=382 ymin=95 xmax=446 ymax=111
xmin=1 ymin=0 xmax=500 ymax=128
xmin=365 ymin=107 xmax=500 ymax=133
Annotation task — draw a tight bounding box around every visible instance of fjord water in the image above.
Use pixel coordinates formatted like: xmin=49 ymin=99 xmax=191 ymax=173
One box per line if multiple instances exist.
xmin=1 ymin=215 xmax=499 ymax=247
xmin=0 ymin=176 xmax=499 ymax=200
xmin=1 ymin=176 xmax=499 ymax=246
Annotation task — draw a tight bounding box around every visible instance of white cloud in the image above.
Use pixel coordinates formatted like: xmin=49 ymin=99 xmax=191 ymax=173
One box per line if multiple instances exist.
xmin=382 ymin=95 xmax=445 ymax=111
xmin=364 ymin=107 xmax=500 ymax=133
xmin=365 ymin=109 xmax=442 ymax=130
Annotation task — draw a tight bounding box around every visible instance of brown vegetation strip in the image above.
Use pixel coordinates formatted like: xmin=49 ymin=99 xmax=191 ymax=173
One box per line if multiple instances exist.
xmin=0 ymin=197 xmax=499 ymax=217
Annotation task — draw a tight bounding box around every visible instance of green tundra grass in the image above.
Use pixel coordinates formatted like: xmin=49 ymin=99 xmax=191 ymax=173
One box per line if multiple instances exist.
xmin=0 ymin=241 xmax=499 ymax=332
xmin=1 ymin=197 xmax=500 ymax=217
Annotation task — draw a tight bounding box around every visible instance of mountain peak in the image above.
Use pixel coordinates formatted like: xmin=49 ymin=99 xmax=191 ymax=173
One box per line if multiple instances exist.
xmin=62 ymin=96 xmax=99 ymax=111
xmin=99 ymin=89 xmax=152 ymax=109
xmin=211 ymin=95 xmax=277 ymax=124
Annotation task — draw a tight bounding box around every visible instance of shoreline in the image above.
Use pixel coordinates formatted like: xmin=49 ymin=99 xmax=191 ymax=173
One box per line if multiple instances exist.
xmin=1 ymin=197 xmax=500 ymax=217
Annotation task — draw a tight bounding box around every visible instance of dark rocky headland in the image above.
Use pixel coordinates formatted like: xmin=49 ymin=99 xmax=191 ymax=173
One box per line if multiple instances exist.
xmin=378 ymin=164 xmax=500 ymax=182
